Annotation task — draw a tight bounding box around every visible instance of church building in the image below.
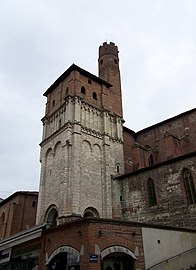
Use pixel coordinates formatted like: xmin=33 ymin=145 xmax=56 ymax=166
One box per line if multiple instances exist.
xmin=36 ymin=41 xmax=196 ymax=230
xmin=0 ymin=42 xmax=196 ymax=270
xmin=34 ymin=42 xmax=196 ymax=269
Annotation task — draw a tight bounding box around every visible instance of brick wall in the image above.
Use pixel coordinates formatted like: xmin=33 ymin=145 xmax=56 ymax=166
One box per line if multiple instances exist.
xmin=0 ymin=192 xmax=38 ymax=239
xmin=41 ymin=219 xmax=145 ymax=270
xmin=123 ymin=109 xmax=196 ymax=173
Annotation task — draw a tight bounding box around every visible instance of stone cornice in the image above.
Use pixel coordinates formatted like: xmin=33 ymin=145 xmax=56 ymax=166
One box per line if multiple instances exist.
xmin=40 ymin=122 xmax=73 ymax=146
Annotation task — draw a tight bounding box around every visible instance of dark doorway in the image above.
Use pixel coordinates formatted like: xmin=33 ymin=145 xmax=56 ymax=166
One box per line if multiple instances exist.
xmin=48 ymin=252 xmax=80 ymax=270
xmin=102 ymin=252 xmax=135 ymax=270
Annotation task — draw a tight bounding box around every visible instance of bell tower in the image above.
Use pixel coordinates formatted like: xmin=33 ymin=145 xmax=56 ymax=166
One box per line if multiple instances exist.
xmin=99 ymin=42 xmax=123 ymax=117
xmin=36 ymin=43 xmax=124 ymax=225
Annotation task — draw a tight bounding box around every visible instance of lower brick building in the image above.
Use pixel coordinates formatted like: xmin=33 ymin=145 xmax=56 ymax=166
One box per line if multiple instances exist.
xmin=0 ymin=192 xmax=38 ymax=240
xmin=0 ymin=218 xmax=196 ymax=270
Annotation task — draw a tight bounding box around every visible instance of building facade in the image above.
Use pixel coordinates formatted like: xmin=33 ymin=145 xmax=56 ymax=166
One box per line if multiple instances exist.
xmin=0 ymin=192 xmax=38 ymax=240
xmin=36 ymin=42 xmax=196 ymax=230
xmin=0 ymin=42 xmax=196 ymax=270
xmin=113 ymin=109 xmax=196 ymax=229
xmin=36 ymin=42 xmax=125 ymax=225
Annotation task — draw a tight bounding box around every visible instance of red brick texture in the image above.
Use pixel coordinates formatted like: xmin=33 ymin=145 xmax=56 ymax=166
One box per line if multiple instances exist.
xmin=40 ymin=219 xmax=145 ymax=270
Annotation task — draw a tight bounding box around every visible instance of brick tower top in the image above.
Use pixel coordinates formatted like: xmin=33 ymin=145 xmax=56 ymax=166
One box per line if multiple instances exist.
xmin=98 ymin=42 xmax=123 ymax=117
xmin=99 ymin=42 xmax=119 ymax=58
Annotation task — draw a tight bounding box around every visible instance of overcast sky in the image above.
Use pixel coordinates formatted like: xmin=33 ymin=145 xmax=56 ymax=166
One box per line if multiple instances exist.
xmin=0 ymin=0 xmax=195 ymax=199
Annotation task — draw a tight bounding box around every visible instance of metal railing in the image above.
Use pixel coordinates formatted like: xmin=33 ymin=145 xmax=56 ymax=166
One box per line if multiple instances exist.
xmin=146 ymin=246 xmax=196 ymax=270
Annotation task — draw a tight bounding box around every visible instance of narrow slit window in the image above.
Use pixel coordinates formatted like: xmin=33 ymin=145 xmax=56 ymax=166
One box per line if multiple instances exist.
xmin=32 ymin=201 xmax=36 ymax=207
xmin=149 ymin=154 xmax=154 ymax=166
xmin=183 ymin=168 xmax=196 ymax=204
xmin=147 ymin=178 xmax=157 ymax=207
xmin=116 ymin=163 xmax=120 ymax=173
xmin=59 ymin=119 xmax=62 ymax=128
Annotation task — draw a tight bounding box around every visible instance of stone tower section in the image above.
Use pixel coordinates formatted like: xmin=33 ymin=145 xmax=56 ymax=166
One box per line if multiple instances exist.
xmin=36 ymin=44 xmax=124 ymax=226
xmin=99 ymin=42 xmax=123 ymax=117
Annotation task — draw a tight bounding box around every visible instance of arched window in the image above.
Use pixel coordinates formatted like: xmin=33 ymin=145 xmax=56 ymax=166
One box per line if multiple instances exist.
xmin=116 ymin=163 xmax=120 ymax=173
xmin=45 ymin=206 xmax=58 ymax=228
xmin=92 ymin=92 xmax=97 ymax=100
xmin=183 ymin=168 xmax=196 ymax=204
xmin=83 ymin=207 xmax=99 ymax=218
xmin=83 ymin=212 xmax=94 ymax=218
xmin=147 ymin=178 xmax=157 ymax=207
xmin=81 ymin=86 xmax=86 ymax=94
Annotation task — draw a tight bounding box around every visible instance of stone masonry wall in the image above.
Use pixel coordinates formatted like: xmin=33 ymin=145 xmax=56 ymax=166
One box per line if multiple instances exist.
xmin=37 ymin=94 xmax=124 ymax=224
xmin=113 ymin=154 xmax=196 ymax=229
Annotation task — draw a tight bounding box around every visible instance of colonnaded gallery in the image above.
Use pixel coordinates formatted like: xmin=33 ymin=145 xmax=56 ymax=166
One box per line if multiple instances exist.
xmin=0 ymin=42 xmax=196 ymax=270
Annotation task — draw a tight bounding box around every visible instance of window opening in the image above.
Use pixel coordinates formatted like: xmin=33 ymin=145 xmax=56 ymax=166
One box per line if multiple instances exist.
xmin=81 ymin=86 xmax=86 ymax=94
xmin=32 ymin=201 xmax=36 ymax=207
xmin=88 ymin=79 xmax=91 ymax=84
xmin=147 ymin=178 xmax=157 ymax=206
xmin=92 ymin=92 xmax=97 ymax=100
xmin=46 ymin=208 xmax=58 ymax=228
xmin=83 ymin=212 xmax=94 ymax=218
xmin=148 ymin=154 xmax=154 ymax=166
xmin=183 ymin=168 xmax=196 ymax=204
xmin=52 ymin=100 xmax=55 ymax=107
xmin=59 ymin=119 xmax=62 ymax=128
xmin=116 ymin=163 xmax=120 ymax=173
xmin=83 ymin=207 xmax=99 ymax=218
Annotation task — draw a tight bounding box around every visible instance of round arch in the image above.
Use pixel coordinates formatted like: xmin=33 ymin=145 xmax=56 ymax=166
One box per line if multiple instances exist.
xmin=46 ymin=246 xmax=80 ymax=270
xmin=101 ymin=246 xmax=137 ymax=260
xmin=45 ymin=205 xmax=58 ymax=228
xmin=101 ymin=246 xmax=137 ymax=270
xmin=83 ymin=207 xmax=100 ymax=218
xmin=45 ymin=148 xmax=52 ymax=159
xmin=54 ymin=141 xmax=62 ymax=155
